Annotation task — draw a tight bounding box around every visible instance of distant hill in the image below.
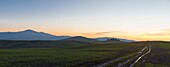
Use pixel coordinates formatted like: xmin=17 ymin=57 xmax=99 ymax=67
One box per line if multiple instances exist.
xmin=0 ymin=29 xmax=71 ymax=40
xmin=0 ymin=30 xmax=135 ymax=48
xmin=63 ymin=36 xmax=99 ymax=42
xmin=0 ymin=29 xmax=134 ymax=42
xmin=63 ymin=36 xmax=129 ymax=44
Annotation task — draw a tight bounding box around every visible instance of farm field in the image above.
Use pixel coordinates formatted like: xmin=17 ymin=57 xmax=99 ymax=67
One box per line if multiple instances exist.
xmin=0 ymin=41 xmax=146 ymax=67
xmin=105 ymin=41 xmax=170 ymax=67
xmin=0 ymin=41 xmax=169 ymax=67
xmin=134 ymin=41 xmax=170 ymax=67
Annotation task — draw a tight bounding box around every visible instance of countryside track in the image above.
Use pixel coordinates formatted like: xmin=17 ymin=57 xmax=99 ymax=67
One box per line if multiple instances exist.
xmin=96 ymin=44 xmax=151 ymax=67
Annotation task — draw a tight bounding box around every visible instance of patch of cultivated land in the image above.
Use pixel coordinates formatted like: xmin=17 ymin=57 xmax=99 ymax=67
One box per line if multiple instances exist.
xmin=0 ymin=41 xmax=147 ymax=67
xmin=1 ymin=41 xmax=170 ymax=67
xmin=134 ymin=41 xmax=170 ymax=67
xmin=100 ymin=42 xmax=150 ymax=67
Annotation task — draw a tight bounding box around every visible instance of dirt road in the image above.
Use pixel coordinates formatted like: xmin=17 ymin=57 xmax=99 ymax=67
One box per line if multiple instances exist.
xmin=96 ymin=44 xmax=151 ymax=67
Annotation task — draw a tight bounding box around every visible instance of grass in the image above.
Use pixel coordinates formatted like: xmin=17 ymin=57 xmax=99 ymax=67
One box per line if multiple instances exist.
xmin=0 ymin=42 xmax=147 ymax=67
xmin=134 ymin=41 xmax=170 ymax=67
xmin=145 ymin=63 xmax=169 ymax=67
xmin=0 ymin=48 xmax=111 ymax=66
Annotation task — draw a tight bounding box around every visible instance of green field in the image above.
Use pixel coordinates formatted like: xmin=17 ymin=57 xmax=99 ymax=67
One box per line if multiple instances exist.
xmin=0 ymin=41 xmax=170 ymax=67
xmin=134 ymin=41 xmax=170 ymax=67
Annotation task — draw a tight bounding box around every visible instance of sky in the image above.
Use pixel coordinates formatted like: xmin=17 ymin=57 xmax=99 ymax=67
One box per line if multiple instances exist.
xmin=0 ymin=0 xmax=170 ymax=41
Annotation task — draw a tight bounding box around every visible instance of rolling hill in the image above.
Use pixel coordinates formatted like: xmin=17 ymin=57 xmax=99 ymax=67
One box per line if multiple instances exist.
xmin=0 ymin=29 xmax=71 ymax=40
xmin=0 ymin=29 xmax=134 ymax=42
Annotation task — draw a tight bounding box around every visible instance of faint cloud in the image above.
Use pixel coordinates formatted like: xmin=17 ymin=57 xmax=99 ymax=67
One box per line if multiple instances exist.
xmin=143 ymin=33 xmax=170 ymax=36
xmin=160 ymin=29 xmax=170 ymax=32
xmin=143 ymin=29 xmax=170 ymax=36
xmin=82 ymin=31 xmax=127 ymax=35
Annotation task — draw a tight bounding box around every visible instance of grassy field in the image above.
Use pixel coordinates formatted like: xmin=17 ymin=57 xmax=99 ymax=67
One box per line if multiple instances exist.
xmin=0 ymin=41 xmax=170 ymax=67
xmin=134 ymin=41 xmax=170 ymax=67
xmin=0 ymin=41 xmax=147 ymax=67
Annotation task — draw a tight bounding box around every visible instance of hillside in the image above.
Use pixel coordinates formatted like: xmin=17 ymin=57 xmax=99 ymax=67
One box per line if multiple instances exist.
xmin=0 ymin=29 xmax=70 ymax=40
xmin=0 ymin=29 xmax=134 ymax=43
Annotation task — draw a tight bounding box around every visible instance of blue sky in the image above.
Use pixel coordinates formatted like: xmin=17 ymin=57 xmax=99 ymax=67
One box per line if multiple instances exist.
xmin=0 ymin=0 xmax=170 ymax=40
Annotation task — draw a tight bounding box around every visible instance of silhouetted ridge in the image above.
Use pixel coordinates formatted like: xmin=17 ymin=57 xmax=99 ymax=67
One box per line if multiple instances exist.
xmin=0 ymin=29 xmax=134 ymax=42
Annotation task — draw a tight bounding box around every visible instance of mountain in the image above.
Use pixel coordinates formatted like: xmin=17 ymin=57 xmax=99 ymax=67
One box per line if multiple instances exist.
xmin=95 ymin=37 xmax=135 ymax=42
xmin=0 ymin=29 xmax=134 ymax=42
xmin=0 ymin=29 xmax=71 ymax=40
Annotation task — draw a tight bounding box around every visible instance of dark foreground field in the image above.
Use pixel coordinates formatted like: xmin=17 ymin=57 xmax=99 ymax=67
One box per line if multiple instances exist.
xmin=135 ymin=41 xmax=170 ymax=67
xmin=0 ymin=41 xmax=169 ymax=67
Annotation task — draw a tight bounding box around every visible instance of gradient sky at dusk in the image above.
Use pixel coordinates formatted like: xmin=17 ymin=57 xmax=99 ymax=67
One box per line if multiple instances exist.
xmin=1 ymin=0 xmax=170 ymax=41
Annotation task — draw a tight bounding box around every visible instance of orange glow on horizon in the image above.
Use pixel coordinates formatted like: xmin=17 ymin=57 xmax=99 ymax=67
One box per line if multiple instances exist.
xmin=0 ymin=28 xmax=170 ymax=41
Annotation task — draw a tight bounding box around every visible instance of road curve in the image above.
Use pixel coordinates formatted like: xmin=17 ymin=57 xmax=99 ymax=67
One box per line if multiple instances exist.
xmin=117 ymin=45 xmax=150 ymax=67
xmin=96 ymin=45 xmax=149 ymax=67
xmin=129 ymin=45 xmax=151 ymax=67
